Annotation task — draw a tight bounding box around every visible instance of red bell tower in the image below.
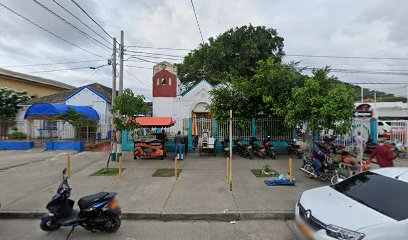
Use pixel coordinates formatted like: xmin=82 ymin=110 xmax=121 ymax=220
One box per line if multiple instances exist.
xmin=152 ymin=62 xmax=178 ymax=98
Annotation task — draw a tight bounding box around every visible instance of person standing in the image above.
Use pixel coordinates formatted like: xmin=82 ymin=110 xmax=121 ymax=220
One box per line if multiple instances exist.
xmin=354 ymin=131 xmax=364 ymax=163
xmin=174 ymin=131 xmax=184 ymax=161
xmin=367 ymin=143 xmax=396 ymax=168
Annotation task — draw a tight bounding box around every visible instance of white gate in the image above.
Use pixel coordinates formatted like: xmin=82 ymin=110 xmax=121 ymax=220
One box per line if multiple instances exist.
xmin=389 ymin=121 xmax=408 ymax=147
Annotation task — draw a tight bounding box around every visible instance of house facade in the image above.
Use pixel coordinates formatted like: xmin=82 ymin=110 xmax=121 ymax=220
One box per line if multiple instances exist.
xmin=0 ymin=68 xmax=73 ymax=98
xmin=17 ymin=83 xmax=114 ymax=140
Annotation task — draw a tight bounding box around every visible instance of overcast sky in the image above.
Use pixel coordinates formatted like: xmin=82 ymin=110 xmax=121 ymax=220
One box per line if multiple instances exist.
xmin=1 ymin=0 xmax=408 ymax=101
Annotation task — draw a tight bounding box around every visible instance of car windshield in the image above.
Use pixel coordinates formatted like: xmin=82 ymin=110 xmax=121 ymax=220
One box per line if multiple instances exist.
xmin=332 ymin=171 xmax=408 ymax=221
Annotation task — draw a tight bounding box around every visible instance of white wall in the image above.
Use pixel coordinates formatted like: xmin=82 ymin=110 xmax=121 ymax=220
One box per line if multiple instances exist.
xmin=65 ymin=87 xmax=111 ymax=124
xmin=153 ymin=97 xmax=175 ymax=117
xmin=64 ymin=87 xmax=112 ymax=139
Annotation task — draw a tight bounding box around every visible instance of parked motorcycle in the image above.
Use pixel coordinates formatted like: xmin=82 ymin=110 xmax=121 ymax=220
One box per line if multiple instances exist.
xmin=233 ymin=140 xmax=253 ymax=159
xmin=300 ymin=156 xmax=346 ymax=184
xmin=263 ymin=136 xmax=276 ymax=159
xmin=287 ymin=139 xmax=303 ymax=159
xmin=221 ymin=137 xmax=230 ymax=157
xmin=249 ymin=137 xmax=267 ymax=159
xmin=40 ymin=169 xmax=121 ymax=234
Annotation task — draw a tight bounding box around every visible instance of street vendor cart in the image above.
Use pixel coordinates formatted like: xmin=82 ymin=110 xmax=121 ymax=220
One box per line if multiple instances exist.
xmin=133 ymin=138 xmax=165 ymax=160
xmin=128 ymin=117 xmax=174 ymax=160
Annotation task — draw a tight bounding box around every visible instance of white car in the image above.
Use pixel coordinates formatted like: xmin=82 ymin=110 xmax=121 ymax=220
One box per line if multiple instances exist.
xmin=295 ymin=167 xmax=408 ymax=240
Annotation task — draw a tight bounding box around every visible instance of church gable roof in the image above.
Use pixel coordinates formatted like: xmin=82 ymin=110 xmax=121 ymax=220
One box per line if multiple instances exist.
xmin=181 ymin=79 xmax=213 ymax=97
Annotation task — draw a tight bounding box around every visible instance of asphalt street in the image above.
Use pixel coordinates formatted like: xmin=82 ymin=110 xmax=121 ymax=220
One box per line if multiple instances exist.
xmin=0 ymin=219 xmax=296 ymax=240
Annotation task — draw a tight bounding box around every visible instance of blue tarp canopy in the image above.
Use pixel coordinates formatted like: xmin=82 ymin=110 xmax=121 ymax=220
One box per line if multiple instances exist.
xmin=24 ymin=103 xmax=99 ymax=120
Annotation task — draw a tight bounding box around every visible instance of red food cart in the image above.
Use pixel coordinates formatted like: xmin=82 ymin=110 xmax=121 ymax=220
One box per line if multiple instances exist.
xmin=128 ymin=117 xmax=174 ymax=160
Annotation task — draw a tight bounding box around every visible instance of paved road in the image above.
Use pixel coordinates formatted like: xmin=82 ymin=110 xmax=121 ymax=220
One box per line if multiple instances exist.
xmin=0 ymin=219 xmax=296 ymax=240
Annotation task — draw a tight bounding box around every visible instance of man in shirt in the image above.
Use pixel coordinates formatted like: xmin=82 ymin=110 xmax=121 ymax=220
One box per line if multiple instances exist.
xmin=367 ymin=143 xmax=396 ymax=168
xmin=174 ymin=131 xmax=184 ymax=161
xmin=354 ymin=131 xmax=364 ymax=163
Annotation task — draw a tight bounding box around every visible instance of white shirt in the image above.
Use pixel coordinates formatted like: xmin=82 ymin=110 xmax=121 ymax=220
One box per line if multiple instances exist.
xmin=355 ymin=135 xmax=364 ymax=148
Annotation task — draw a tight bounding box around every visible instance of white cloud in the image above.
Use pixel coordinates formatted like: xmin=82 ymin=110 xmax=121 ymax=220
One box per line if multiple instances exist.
xmin=0 ymin=0 xmax=407 ymax=99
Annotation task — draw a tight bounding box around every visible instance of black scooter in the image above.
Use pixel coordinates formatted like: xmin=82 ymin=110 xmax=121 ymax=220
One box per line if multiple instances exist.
xmin=221 ymin=137 xmax=231 ymax=157
xmin=233 ymin=140 xmax=253 ymax=159
xmin=249 ymin=137 xmax=266 ymax=159
xmin=263 ymin=136 xmax=276 ymax=159
xmin=41 ymin=168 xmax=121 ymax=235
xmin=287 ymin=139 xmax=303 ymax=159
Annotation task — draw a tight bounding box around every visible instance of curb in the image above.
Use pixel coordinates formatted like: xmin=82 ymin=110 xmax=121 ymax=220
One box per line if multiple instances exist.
xmin=0 ymin=210 xmax=294 ymax=221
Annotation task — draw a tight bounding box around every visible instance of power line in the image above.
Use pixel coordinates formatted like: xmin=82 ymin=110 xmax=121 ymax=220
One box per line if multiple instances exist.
xmin=286 ymin=54 xmax=408 ymax=60
xmin=32 ymin=0 xmax=111 ymax=52
xmin=30 ymin=66 xmax=93 ymax=73
xmin=125 ymin=54 xmax=182 ymax=61
xmin=125 ymin=50 xmax=184 ymax=58
xmin=69 ymin=0 xmax=115 ymax=42
xmin=125 ymin=55 xmax=159 ymax=64
xmin=189 ymin=0 xmax=204 ymax=44
xmin=50 ymin=0 xmax=112 ymax=46
xmin=0 ymin=2 xmax=106 ymax=58
xmin=80 ymin=67 xmax=100 ymax=86
xmin=124 ymin=68 xmax=151 ymax=88
xmin=126 ymin=45 xmax=191 ymax=51
xmin=123 ymin=65 xmax=152 ymax=70
xmin=1 ymin=59 xmax=105 ymax=68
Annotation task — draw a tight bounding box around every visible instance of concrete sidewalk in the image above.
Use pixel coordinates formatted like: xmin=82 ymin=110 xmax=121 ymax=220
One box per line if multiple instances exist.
xmin=0 ymin=150 xmax=325 ymax=221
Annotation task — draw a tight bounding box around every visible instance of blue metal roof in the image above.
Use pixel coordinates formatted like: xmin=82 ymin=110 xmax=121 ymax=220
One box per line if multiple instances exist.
xmin=24 ymin=103 xmax=99 ymax=120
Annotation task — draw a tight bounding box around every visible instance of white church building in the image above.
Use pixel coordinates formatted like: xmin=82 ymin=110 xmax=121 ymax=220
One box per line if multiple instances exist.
xmin=152 ymin=61 xmax=214 ymax=119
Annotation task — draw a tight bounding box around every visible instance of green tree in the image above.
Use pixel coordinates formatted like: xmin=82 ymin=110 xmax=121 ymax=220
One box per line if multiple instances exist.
xmin=55 ymin=107 xmax=97 ymax=139
xmin=254 ymin=59 xmax=305 ymax=118
xmin=0 ymin=88 xmax=30 ymax=119
xmin=0 ymin=88 xmax=30 ymax=136
xmin=177 ymin=24 xmax=285 ymax=86
xmin=284 ymin=69 xmax=355 ymax=134
xmin=111 ymin=88 xmax=148 ymax=132
xmin=208 ymin=59 xmax=304 ymax=119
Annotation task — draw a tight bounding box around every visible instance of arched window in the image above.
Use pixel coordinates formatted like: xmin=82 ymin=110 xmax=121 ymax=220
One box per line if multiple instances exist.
xmin=162 ymin=78 xmax=167 ymax=85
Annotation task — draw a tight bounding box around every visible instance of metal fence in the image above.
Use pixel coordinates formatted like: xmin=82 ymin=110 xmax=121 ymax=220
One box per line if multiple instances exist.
xmin=0 ymin=119 xmax=112 ymax=147
xmin=389 ymin=120 xmax=408 ymax=147
xmin=256 ymin=118 xmax=292 ymax=141
xmin=216 ymin=118 xmax=252 ymax=141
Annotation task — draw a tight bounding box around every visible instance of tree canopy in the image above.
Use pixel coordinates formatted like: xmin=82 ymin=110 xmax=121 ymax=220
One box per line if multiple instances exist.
xmin=0 ymin=88 xmax=30 ymax=119
xmin=208 ymin=59 xmax=305 ymax=120
xmin=177 ymin=24 xmax=284 ymax=86
xmin=284 ymin=69 xmax=355 ymax=134
xmin=208 ymin=59 xmax=355 ymax=134
xmin=111 ymin=88 xmax=148 ymax=131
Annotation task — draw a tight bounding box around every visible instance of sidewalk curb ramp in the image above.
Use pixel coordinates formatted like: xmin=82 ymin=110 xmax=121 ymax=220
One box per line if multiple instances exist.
xmin=0 ymin=210 xmax=294 ymax=221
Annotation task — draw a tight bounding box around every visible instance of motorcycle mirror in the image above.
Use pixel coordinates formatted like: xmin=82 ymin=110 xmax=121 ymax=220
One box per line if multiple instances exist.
xmin=62 ymin=168 xmax=67 ymax=174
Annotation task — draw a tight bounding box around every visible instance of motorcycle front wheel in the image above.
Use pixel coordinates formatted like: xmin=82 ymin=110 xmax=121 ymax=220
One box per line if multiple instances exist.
xmin=40 ymin=217 xmax=61 ymax=231
xmin=330 ymin=174 xmax=346 ymax=185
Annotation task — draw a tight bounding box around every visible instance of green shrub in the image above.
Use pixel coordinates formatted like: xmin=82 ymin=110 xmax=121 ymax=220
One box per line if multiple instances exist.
xmin=8 ymin=131 xmax=27 ymax=139
xmin=262 ymin=164 xmax=271 ymax=173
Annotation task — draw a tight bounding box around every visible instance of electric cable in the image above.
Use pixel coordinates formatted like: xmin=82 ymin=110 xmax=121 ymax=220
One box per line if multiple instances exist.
xmin=190 ymin=0 xmax=205 ymax=44
xmin=0 ymin=2 xmax=106 ymax=58
xmin=50 ymin=0 xmax=112 ymax=45
xmin=1 ymin=59 xmax=105 ymax=68
xmin=32 ymin=0 xmax=112 ymax=52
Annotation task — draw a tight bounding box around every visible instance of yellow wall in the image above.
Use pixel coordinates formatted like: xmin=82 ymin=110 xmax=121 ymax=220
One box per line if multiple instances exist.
xmin=0 ymin=77 xmax=68 ymax=98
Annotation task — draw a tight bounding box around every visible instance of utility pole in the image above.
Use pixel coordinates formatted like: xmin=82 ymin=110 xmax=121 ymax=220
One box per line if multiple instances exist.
xmin=117 ymin=30 xmax=124 ymax=160
xmin=111 ymin=37 xmax=117 ymax=161
xmin=360 ymin=86 xmax=364 ymax=172
xmin=119 ymin=31 xmax=124 ymax=95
